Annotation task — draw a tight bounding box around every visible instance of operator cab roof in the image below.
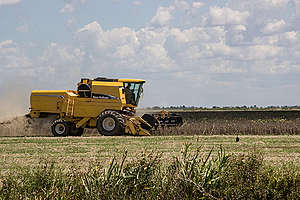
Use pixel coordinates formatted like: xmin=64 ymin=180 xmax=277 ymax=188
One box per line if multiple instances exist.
xmin=92 ymin=77 xmax=145 ymax=83
xmin=118 ymin=79 xmax=145 ymax=83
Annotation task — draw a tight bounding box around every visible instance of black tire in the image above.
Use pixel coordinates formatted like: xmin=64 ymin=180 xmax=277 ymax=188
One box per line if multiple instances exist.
xmin=97 ymin=110 xmax=125 ymax=136
xmin=51 ymin=119 xmax=70 ymax=137
xmin=69 ymin=123 xmax=84 ymax=136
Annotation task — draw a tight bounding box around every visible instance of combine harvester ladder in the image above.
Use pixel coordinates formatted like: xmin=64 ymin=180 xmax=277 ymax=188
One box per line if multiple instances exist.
xmin=66 ymin=98 xmax=75 ymax=117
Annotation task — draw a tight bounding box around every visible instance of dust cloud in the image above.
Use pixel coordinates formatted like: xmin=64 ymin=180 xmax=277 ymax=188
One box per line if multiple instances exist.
xmin=0 ymin=116 xmax=54 ymax=137
xmin=0 ymin=79 xmax=53 ymax=136
xmin=0 ymin=79 xmax=32 ymax=121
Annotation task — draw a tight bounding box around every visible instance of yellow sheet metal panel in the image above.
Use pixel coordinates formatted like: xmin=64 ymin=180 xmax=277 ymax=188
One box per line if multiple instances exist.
xmin=30 ymin=90 xmax=69 ymax=114
xmin=92 ymin=81 xmax=123 ymax=87
xmin=72 ymin=98 xmax=123 ymax=118
xmin=118 ymin=79 xmax=145 ymax=83
xmin=125 ymin=117 xmax=151 ymax=136
xmin=125 ymin=119 xmax=137 ymax=135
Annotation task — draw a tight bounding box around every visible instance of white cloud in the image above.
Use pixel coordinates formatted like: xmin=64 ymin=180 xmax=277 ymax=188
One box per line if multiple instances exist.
xmin=170 ymin=27 xmax=225 ymax=45
xmin=262 ymin=0 xmax=290 ymax=7
xmin=0 ymin=0 xmax=20 ymax=6
xmin=0 ymin=40 xmax=13 ymax=48
xmin=60 ymin=3 xmax=74 ymax=13
xmin=210 ymin=6 xmax=249 ymax=25
xmin=139 ymin=44 xmax=174 ymax=71
xmin=0 ymin=39 xmax=82 ymax=88
xmin=150 ymin=6 xmax=175 ymax=26
xmin=282 ymin=31 xmax=298 ymax=42
xmin=114 ymin=45 xmax=135 ymax=58
xmin=174 ymin=0 xmax=190 ymax=10
xmin=239 ymin=45 xmax=281 ymax=60
xmin=16 ymin=24 xmax=29 ymax=33
xmin=192 ymin=2 xmax=205 ymax=9
xmin=210 ymin=63 xmax=247 ymax=73
xmin=253 ymin=31 xmax=300 ymax=46
xmin=33 ymin=43 xmax=83 ymax=89
xmin=262 ymin=19 xmax=286 ymax=34
xmin=77 ymin=21 xmax=103 ymax=33
xmin=60 ymin=0 xmax=87 ymax=13
xmin=66 ymin=17 xmax=77 ymax=28
xmin=0 ymin=40 xmax=30 ymax=68
xmin=76 ymin=21 xmax=174 ymax=73
xmin=73 ymin=18 xmax=289 ymax=82
xmin=133 ymin=1 xmax=141 ymax=6
xmin=137 ymin=27 xmax=169 ymax=46
xmin=229 ymin=0 xmax=290 ymax=11
xmin=232 ymin=25 xmax=247 ymax=32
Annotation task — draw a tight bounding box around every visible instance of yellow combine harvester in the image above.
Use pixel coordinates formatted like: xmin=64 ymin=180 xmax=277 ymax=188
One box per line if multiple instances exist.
xmin=28 ymin=77 xmax=157 ymax=136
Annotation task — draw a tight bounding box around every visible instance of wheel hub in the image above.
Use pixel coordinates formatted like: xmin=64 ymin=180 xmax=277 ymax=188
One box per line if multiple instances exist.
xmin=55 ymin=124 xmax=66 ymax=135
xmin=102 ymin=117 xmax=116 ymax=131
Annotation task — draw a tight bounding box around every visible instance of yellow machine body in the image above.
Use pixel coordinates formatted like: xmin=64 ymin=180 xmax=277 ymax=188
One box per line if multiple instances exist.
xmin=30 ymin=90 xmax=123 ymax=118
xmin=29 ymin=78 xmax=153 ymax=136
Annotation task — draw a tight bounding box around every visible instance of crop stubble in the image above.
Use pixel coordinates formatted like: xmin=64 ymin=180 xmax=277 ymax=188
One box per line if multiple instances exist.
xmin=0 ymin=135 xmax=299 ymax=174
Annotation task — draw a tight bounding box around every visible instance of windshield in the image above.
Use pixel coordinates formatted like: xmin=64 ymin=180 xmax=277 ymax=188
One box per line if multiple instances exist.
xmin=124 ymin=82 xmax=144 ymax=106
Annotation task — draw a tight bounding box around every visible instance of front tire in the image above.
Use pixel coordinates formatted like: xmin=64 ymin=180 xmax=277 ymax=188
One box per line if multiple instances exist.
xmin=51 ymin=119 xmax=70 ymax=137
xmin=97 ymin=111 xmax=125 ymax=136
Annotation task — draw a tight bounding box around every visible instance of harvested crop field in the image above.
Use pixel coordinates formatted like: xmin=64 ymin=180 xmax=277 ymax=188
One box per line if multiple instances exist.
xmin=0 ymin=135 xmax=299 ymax=174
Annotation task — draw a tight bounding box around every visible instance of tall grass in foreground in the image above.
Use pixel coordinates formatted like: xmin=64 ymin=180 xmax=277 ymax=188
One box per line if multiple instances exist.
xmin=0 ymin=144 xmax=299 ymax=199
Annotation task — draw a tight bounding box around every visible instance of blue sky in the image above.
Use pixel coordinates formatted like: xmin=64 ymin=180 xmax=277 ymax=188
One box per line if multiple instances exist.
xmin=1 ymin=0 xmax=300 ymax=117
xmin=1 ymin=1 xmax=157 ymax=43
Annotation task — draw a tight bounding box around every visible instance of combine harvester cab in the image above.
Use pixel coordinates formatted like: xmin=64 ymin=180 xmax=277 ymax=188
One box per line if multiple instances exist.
xmin=29 ymin=77 xmax=156 ymax=137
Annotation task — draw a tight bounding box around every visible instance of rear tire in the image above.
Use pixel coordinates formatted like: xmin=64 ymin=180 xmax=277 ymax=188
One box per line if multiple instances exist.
xmin=97 ymin=111 xmax=125 ymax=136
xmin=51 ymin=119 xmax=70 ymax=137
